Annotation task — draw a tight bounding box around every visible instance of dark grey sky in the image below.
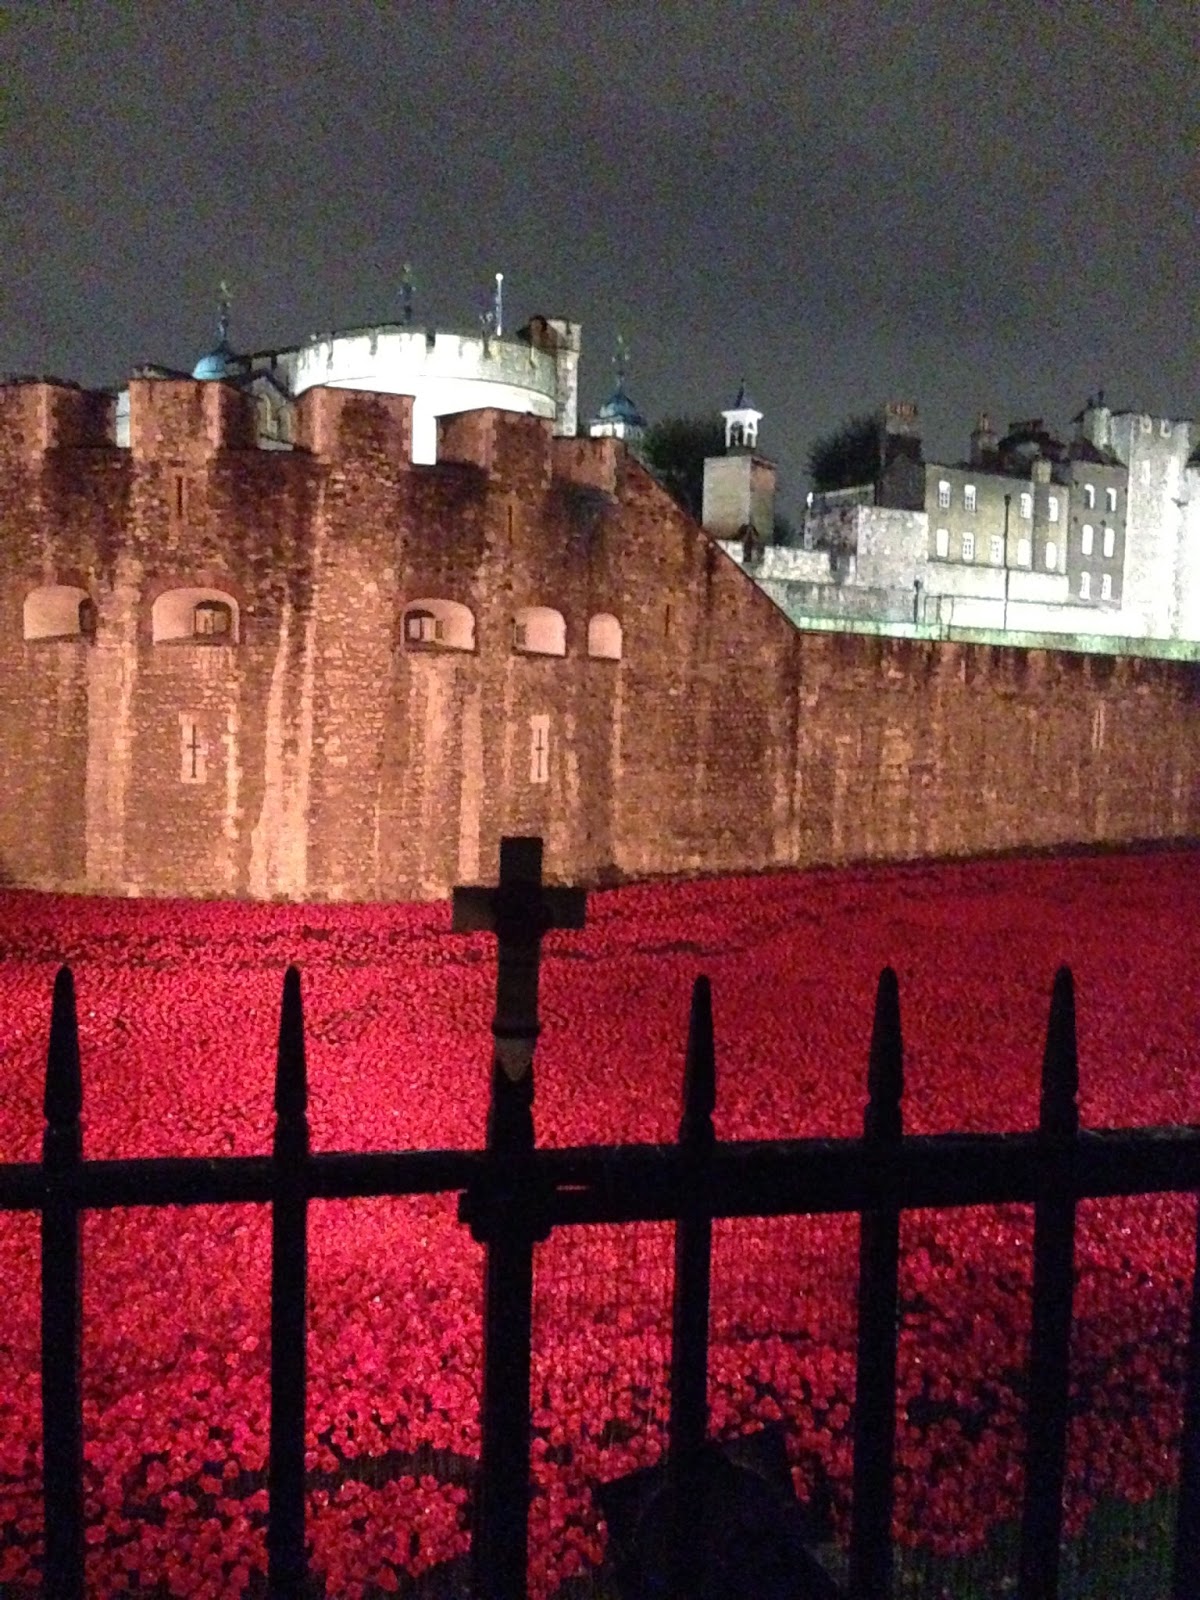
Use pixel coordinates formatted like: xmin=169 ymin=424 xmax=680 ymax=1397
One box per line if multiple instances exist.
xmin=3 ymin=1 xmax=1196 ymax=515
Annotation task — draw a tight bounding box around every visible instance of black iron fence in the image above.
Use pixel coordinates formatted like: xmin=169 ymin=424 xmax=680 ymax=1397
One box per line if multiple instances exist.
xmin=2 ymin=836 xmax=1200 ymax=1600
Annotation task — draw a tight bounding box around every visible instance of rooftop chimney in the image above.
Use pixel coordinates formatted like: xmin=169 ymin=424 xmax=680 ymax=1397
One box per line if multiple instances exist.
xmin=970 ymin=411 xmax=997 ymax=467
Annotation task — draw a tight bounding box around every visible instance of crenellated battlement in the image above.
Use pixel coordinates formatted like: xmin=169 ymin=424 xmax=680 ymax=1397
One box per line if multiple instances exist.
xmin=0 ymin=379 xmax=115 ymax=460
xmin=0 ymin=373 xmax=622 ymax=492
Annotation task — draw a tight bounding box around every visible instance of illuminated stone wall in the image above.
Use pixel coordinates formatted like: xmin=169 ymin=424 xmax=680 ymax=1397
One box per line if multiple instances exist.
xmin=0 ymin=376 xmax=1196 ymax=900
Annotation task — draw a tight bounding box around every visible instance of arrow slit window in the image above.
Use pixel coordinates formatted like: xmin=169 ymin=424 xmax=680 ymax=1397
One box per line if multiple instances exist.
xmin=180 ymin=715 xmax=206 ymax=784
xmin=530 ymin=714 xmax=550 ymax=784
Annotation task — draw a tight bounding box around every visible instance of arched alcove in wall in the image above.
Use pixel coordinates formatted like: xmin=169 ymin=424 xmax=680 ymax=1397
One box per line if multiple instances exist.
xmin=513 ymin=605 xmax=566 ymax=657
xmin=401 ymin=598 xmax=476 ymax=651
xmin=587 ymin=613 xmax=622 ymax=660
xmin=23 ymin=585 xmax=93 ymax=641
xmin=152 ymin=588 xmax=240 ymax=643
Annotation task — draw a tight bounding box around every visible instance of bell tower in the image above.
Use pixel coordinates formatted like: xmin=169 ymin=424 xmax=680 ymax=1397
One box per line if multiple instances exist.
xmin=703 ymin=380 xmax=776 ymax=544
xmin=721 ymin=380 xmax=763 ymax=452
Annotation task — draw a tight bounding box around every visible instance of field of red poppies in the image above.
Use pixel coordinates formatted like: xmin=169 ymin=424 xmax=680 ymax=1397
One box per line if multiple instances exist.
xmin=0 ymin=847 xmax=1198 ymax=1596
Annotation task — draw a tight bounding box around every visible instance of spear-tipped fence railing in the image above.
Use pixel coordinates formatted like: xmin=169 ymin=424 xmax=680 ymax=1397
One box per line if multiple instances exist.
xmin=1 ymin=836 xmax=1199 ymax=1600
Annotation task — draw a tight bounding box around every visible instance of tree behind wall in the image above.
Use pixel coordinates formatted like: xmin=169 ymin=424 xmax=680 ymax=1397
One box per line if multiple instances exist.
xmin=642 ymin=415 xmax=727 ymax=521
xmin=807 ymin=414 xmax=882 ymax=493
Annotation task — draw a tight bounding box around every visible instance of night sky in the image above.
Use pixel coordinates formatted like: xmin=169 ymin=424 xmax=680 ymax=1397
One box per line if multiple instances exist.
xmin=4 ymin=1 xmax=1196 ymax=516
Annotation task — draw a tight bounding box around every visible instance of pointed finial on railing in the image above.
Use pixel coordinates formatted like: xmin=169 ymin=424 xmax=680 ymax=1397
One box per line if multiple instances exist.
xmin=864 ymin=967 xmax=903 ymax=1144
xmin=44 ymin=967 xmax=82 ymax=1130
xmin=1039 ymin=966 xmax=1079 ymax=1140
xmin=274 ymin=965 xmax=307 ymax=1123
xmin=679 ymin=975 xmax=716 ymax=1148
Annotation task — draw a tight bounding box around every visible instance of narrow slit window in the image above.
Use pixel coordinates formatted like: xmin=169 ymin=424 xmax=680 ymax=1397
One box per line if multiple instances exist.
xmin=529 ymin=714 xmax=550 ymax=784
xmin=179 ymin=715 xmax=206 ymax=784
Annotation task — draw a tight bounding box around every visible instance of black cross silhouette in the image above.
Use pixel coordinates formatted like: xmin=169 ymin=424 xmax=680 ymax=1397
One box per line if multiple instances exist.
xmin=452 ymin=836 xmax=585 ymax=1094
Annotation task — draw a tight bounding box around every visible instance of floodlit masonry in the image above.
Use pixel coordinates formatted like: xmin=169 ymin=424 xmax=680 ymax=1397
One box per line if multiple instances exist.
xmin=0 ymin=375 xmax=1197 ymax=900
xmin=709 ymin=400 xmax=1200 ymax=650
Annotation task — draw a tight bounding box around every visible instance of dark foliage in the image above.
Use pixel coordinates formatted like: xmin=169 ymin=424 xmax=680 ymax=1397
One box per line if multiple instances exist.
xmin=808 ymin=413 xmax=882 ymax=493
xmin=642 ymin=415 xmax=727 ymax=520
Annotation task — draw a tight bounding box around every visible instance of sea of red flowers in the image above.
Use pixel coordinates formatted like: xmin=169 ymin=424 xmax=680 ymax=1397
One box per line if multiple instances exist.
xmin=0 ymin=847 xmax=1197 ymax=1596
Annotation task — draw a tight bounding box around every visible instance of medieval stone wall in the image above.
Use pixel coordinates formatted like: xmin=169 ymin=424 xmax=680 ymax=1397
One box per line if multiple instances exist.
xmin=0 ymin=377 xmax=1196 ymax=901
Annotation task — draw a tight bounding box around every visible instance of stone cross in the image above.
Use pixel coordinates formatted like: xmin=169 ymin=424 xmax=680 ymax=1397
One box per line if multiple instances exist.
xmin=452 ymin=836 xmax=586 ymax=1090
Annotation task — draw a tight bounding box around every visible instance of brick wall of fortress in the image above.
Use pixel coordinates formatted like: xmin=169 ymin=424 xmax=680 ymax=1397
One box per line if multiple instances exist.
xmin=0 ymin=378 xmax=1196 ymax=901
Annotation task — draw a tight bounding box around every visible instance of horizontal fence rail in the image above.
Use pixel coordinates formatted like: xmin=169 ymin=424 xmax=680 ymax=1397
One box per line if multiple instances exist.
xmin=6 ymin=1128 xmax=1200 ymax=1218
xmin=2 ymin=835 xmax=1199 ymax=1600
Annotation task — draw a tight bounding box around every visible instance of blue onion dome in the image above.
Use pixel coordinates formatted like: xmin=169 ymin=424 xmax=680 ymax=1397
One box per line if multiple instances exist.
xmin=192 ymin=284 xmax=237 ymax=380
xmin=597 ymin=381 xmax=646 ymax=429
xmin=191 ymin=340 xmax=236 ymax=380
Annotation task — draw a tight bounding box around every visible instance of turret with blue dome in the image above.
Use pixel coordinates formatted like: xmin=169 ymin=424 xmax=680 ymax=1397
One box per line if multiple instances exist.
xmin=587 ymin=334 xmax=647 ymax=448
xmin=192 ymin=283 xmax=239 ymax=381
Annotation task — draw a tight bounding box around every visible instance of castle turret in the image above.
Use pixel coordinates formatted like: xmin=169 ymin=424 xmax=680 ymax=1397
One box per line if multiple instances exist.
xmin=703 ymin=381 xmax=776 ymax=545
xmin=191 ymin=284 xmax=240 ymax=382
xmin=587 ymin=336 xmax=646 ymax=449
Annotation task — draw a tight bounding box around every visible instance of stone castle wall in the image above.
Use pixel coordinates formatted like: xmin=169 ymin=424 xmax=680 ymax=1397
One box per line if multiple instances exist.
xmin=1 ymin=377 xmax=1197 ymax=900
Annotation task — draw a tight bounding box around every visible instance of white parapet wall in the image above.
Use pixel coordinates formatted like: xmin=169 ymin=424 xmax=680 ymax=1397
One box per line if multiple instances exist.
xmin=289 ymin=328 xmax=560 ymax=462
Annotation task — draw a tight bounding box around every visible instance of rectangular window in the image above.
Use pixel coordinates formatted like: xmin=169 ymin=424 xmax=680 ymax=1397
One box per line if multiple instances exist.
xmin=1103 ymin=524 xmax=1115 ymax=558
xmin=961 ymin=531 xmax=975 ymax=562
xmin=1101 ymin=573 xmax=1113 ymax=600
xmin=1083 ymin=484 xmax=1095 ymax=509
xmin=1019 ymin=492 xmax=1032 ymax=519
xmin=1079 ymin=572 xmax=1091 ymax=600
xmin=1017 ymin=536 xmax=1031 ymax=567
xmin=989 ymin=534 xmax=1004 ymax=565
xmin=1081 ymin=524 xmax=1094 ymax=556
xmin=937 ymin=480 xmax=951 ymax=509
xmin=179 ymin=715 xmax=206 ymax=784
xmin=406 ymin=612 xmax=442 ymax=644
xmin=171 ymin=472 xmax=187 ymax=521
xmin=1105 ymin=486 xmax=1117 ymax=513
xmin=935 ymin=526 xmax=949 ymax=558
xmin=1048 ymin=495 xmax=1059 ymax=523
xmin=1045 ymin=540 xmax=1058 ymax=571
xmin=964 ymin=484 xmax=977 ymax=512
xmin=529 ymin=713 xmax=550 ymax=784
